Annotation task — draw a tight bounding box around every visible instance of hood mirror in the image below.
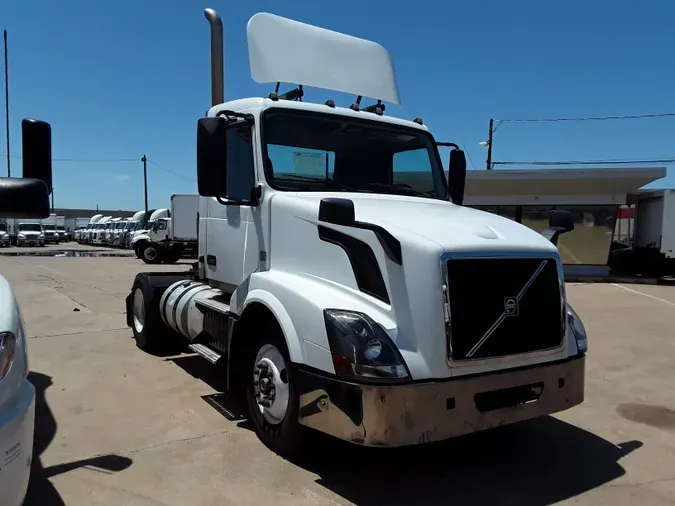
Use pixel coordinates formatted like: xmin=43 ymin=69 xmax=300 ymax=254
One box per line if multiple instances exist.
xmin=541 ymin=210 xmax=575 ymax=245
xmin=437 ymin=142 xmax=467 ymax=205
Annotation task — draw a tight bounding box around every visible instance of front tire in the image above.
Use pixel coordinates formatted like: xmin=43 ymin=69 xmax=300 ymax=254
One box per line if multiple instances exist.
xmin=141 ymin=243 xmax=162 ymax=264
xmin=245 ymin=324 xmax=303 ymax=456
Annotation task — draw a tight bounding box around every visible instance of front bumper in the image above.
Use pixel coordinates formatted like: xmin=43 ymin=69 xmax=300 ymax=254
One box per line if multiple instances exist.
xmin=297 ymin=355 xmax=585 ymax=447
xmin=0 ymin=380 xmax=36 ymax=506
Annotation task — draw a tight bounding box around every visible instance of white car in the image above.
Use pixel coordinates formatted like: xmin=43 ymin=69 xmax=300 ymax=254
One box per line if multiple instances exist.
xmin=0 ymin=275 xmax=35 ymax=506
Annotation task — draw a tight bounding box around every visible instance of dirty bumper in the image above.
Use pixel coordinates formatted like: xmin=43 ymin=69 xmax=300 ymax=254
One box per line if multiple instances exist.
xmin=297 ymin=355 xmax=585 ymax=446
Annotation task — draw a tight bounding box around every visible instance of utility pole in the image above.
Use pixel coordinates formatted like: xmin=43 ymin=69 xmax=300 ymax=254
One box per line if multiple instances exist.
xmin=486 ymin=118 xmax=494 ymax=170
xmin=4 ymin=30 xmax=10 ymax=177
xmin=141 ymin=155 xmax=148 ymax=214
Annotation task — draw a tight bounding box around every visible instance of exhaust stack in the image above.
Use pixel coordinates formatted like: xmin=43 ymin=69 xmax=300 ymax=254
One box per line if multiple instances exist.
xmin=204 ymin=8 xmax=224 ymax=106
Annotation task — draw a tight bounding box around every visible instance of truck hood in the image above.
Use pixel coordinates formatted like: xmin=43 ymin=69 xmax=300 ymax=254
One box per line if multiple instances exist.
xmin=295 ymin=193 xmax=558 ymax=253
xmin=18 ymin=231 xmax=41 ymax=236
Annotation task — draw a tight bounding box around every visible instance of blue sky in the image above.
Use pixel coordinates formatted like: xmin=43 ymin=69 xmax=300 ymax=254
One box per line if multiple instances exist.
xmin=2 ymin=0 xmax=674 ymax=210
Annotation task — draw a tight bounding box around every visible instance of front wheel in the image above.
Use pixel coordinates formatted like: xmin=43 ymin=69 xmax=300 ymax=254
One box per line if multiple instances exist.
xmin=141 ymin=243 xmax=162 ymax=264
xmin=245 ymin=328 xmax=303 ymax=456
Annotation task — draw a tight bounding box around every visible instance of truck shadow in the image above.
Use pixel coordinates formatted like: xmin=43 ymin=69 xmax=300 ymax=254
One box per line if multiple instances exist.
xmin=170 ymin=355 xmax=643 ymax=504
xmin=24 ymin=372 xmax=133 ymax=506
xmin=289 ymin=417 xmax=642 ymax=505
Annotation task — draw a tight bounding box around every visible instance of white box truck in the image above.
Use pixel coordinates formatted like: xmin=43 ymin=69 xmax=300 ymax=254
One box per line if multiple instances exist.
xmin=125 ymin=9 xmax=587 ymax=456
xmin=131 ymin=195 xmax=199 ymax=264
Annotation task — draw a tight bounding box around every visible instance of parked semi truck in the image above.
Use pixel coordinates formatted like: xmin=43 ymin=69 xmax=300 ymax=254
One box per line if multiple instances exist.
xmin=0 ymin=118 xmax=53 ymax=506
xmin=609 ymin=189 xmax=675 ymax=278
xmin=126 ymin=10 xmax=587 ymax=456
xmin=122 ymin=210 xmax=155 ymax=249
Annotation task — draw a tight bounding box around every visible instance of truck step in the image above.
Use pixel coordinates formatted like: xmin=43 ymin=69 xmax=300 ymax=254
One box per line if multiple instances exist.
xmin=188 ymin=343 xmax=224 ymax=365
xmin=195 ymin=297 xmax=231 ymax=315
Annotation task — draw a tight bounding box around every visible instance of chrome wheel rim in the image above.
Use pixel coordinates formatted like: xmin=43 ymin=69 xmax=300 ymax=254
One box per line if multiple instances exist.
xmin=133 ymin=288 xmax=145 ymax=334
xmin=253 ymin=344 xmax=289 ymax=425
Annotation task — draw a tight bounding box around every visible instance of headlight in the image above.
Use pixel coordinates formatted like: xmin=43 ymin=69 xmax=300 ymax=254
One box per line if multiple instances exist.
xmin=566 ymin=304 xmax=587 ymax=354
xmin=324 ymin=309 xmax=409 ymax=382
xmin=18 ymin=234 xmax=25 ymax=239
xmin=0 ymin=332 xmax=17 ymax=381
xmin=39 ymin=234 xmax=45 ymax=239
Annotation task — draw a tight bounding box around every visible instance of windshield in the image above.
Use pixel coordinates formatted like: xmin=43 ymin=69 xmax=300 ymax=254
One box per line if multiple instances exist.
xmin=57 ymin=227 xmax=65 ymax=231
xmin=0 ymin=224 xmax=6 ymax=232
xmin=262 ymin=110 xmax=448 ymax=199
xmin=44 ymin=225 xmax=56 ymax=230
xmin=19 ymin=223 xmax=42 ymax=232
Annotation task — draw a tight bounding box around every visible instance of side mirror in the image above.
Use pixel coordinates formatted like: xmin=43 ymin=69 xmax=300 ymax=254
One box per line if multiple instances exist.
xmin=447 ymin=148 xmax=467 ymax=206
xmin=22 ymin=119 xmax=53 ymax=194
xmin=541 ymin=209 xmax=575 ymax=245
xmin=549 ymin=209 xmax=575 ymax=232
xmin=197 ymin=117 xmax=228 ymax=197
xmin=0 ymin=178 xmax=50 ymax=218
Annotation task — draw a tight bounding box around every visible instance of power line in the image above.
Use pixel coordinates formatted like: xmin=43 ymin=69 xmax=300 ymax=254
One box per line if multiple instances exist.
xmin=0 ymin=152 xmax=196 ymax=181
xmin=497 ymin=112 xmax=675 ymax=123
xmin=0 ymin=153 xmax=137 ymax=162
xmin=462 ymin=144 xmax=477 ymax=170
xmin=493 ymin=158 xmax=675 ymax=166
xmin=146 ymin=158 xmax=196 ymax=182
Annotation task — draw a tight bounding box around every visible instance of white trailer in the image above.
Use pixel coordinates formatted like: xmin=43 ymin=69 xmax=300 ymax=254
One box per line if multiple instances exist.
xmin=610 ymin=189 xmax=675 ymax=277
xmin=125 ymin=9 xmax=587 ymax=456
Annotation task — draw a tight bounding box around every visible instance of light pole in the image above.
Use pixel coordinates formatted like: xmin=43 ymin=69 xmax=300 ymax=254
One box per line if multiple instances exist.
xmin=479 ymin=118 xmax=494 ymax=170
xmin=141 ymin=155 xmax=148 ymax=214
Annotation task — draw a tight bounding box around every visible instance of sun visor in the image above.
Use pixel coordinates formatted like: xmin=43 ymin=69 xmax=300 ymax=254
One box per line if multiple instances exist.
xmin=247 ymin=12 xmax=401 ymax=105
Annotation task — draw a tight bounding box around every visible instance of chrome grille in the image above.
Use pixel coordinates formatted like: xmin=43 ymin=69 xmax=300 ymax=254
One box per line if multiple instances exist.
xmin=444 ymin=256 xmax=564 ymax=361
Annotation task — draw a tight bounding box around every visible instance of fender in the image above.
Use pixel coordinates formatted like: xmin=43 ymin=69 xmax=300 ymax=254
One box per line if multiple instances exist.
xmin=130 ymin=233 xmax=151 ymax=249
xmin=240 ymin=288 xmax=304 ymax=364
xmin=232 ymin=270 xmax=397 ymax=374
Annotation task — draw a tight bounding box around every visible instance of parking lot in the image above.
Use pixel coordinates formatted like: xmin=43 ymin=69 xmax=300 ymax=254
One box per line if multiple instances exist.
xmin=2 ymin=252 xmax=675 ymax=505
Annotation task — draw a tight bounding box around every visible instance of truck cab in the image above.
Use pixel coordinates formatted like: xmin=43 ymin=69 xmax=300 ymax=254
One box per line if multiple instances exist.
xmin=126 ymin=9 xmax=587 ymax=456
xmin=16 ymin=222 xmax=44 ymax=247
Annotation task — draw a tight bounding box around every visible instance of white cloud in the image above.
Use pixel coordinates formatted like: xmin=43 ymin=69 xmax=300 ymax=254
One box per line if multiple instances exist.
xmin=112 ymin=173 xmax=130 ymax=182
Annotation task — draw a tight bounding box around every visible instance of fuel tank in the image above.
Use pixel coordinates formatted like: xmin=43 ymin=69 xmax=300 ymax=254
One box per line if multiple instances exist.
xmin=159 ymin=280 xmax=221 ymax=340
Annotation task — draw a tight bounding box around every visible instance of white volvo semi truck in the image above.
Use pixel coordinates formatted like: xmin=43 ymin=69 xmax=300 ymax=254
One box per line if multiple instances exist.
xmin=0 ymin=119 xmax=53 ymax=506
xmin=125 ymin=9 xmax=587 ymax=456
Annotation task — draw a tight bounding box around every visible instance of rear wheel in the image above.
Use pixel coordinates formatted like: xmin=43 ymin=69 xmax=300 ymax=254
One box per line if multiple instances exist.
xmin=129 ymin=274 xmax=180 ymax=352
xmin=245 ymin=323 xmax=303 ymax=456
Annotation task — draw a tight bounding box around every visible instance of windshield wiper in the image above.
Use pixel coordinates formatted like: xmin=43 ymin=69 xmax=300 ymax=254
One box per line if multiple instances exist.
xmin=368 ymin=182 xmax=436 ymax=198
xmin=273 ymin=174 xmax=360 ymax=192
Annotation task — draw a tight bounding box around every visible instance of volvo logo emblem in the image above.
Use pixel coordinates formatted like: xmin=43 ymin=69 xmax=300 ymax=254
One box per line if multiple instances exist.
xmin=504 ymin=297 xmax=519 ymax=316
